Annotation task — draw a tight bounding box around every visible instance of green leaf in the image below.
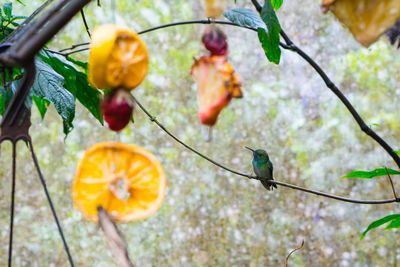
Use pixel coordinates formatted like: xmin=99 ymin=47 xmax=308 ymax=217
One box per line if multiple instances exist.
xmin=385 ymin=217 xmax=400 ymax=229
xmin=40 ymin=52 xmax=103 ymax=125
xmin=340 ymin=168 xmax=400 ymax=179
xmin=259 ymin=0 xmax=281 ymax=64
xmin=10 ymin=78 xmax=31 ymax=109
xmin=394 ymin=151 xmax=400 ymax=156
xmin=361 ymin=214 xmax=400 ymax=240
xmin=0 ymin=86 xmax=13 ymax=115
xmin=66 ymin=56 xmax=88 ymax=72
xmin=224 ymin=8 xmax=266 ymax=30
xmin=271 ymin=0 xmax=283 ymax=10
xmin=224 ymin=7 xmax=281 ymax=64
xmin=33 ymin=57 xmax=75 ymax=135
xmin=32 ymin=95 xmax=50 ymax=119
xmin=3 ymin=2 xmax=12 ymax=19
xmin=257 ymin=28 xmax=281 ymax=64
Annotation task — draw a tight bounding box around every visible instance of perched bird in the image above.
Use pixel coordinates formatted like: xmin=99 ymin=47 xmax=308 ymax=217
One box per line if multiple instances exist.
xmin=245 ymin=146 xmax=277 ymax=191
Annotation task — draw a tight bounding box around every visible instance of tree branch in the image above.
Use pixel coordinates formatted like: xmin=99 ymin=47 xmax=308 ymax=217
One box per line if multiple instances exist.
xmin=134 ymin=96 xmax=397 ymax=205
xmin=53 ymin=17 xmax=400 ymax=204
xmin=249 ymin=0 xmax=400 ymax=169
xmin=52 ymin=20 xmax=292 ymax=56
xmin=80 ymin=9 xmax=91 ymax=38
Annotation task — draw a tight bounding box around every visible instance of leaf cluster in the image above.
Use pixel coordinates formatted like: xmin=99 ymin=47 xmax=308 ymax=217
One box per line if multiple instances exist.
xmin=0 ymin=3 xmax=103 ymax=136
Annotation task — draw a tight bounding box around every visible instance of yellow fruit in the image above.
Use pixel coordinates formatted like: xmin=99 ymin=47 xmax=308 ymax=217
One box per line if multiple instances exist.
xmin=72 ymin=142 xmax=166 ymax=222
xmin=321 ymin=0 xmax=400 ymax=47
xmin=88 ymin=24 xmax=149 ymax=90
xmin=204 ymin=0 xmax=227 ymax=18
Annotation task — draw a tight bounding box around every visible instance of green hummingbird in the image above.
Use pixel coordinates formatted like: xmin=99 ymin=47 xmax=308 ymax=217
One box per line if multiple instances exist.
xmin=245 ymin=146 xmax=277 ymax=191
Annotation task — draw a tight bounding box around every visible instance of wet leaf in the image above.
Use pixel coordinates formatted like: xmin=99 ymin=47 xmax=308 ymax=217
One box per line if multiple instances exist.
xmin=340 ymin=168 xmax=400 ymax=179
xmin=271 ymin=0 xmax=283 ymax=10
xmin=33 ymin=57 xmax=75 ymax=135
xmin=224 ymin=7 xmax=281 ymax=64
xmin=40 ymin=52 xmax=103 ymax=125
xmin=224 ymin=8 xmax=266 ymax=30
xmin=361 ymin=214 xmax=400 ymax=240
xmin=259 ymin=0 xmax=281 ymax=64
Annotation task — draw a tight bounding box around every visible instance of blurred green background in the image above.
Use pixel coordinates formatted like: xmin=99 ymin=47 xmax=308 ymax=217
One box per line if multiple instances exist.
xmin=0 ymin=0 xmax=400 ymax=266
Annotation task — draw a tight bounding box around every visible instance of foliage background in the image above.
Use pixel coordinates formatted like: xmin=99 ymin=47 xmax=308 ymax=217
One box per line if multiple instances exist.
xmin=0 ymin=0 xmax=399 ymax=266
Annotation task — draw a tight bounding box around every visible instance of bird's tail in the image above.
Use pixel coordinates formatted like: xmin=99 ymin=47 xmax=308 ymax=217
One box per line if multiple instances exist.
xmin=261 ymin=180 xmax=277 ymax=191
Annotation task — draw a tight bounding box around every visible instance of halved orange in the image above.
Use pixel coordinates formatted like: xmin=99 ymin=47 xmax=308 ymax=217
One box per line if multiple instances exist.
xmin=88 ymin=24 xmax=149 ymax=90
xmin=72 ymin=142 xmax=166 ymax=222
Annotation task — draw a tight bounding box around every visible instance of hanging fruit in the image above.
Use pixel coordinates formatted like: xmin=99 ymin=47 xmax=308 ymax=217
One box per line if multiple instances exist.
xmin=88 ymin=24 xmax=149 ymax=90
xmin=72 ymin=142 xmax=167 ymax=223
xmin=191 ymin=55 xmax=242 ymax=126
xmin=204 ymin=0 xmax=228 ymax=18
xmin=100 ymin=89 xmax=135 ymax=132
xmin=321 ymin=0 xmax=400 ymax=47
xmin=202 ymin=25 xmax=228 ymax=56
xmin=88 ymin=24 xmax=149 ymax=131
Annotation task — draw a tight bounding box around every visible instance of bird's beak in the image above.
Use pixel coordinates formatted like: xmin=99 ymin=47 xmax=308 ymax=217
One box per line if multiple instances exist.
xmin=245 ymin=146 xmax=255 ymax=152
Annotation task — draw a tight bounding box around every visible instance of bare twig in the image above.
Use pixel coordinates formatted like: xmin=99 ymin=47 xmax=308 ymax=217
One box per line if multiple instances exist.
xmin=285 ymin=240 xmax=304 ymax=267
xmin=384 ymin=167 xmax=399 ymax=201
xmin=59 ymin=42 xmax=89 ymax=52
xmin=134 ymin=96 xmax=397 ymax=205
xmin=80 ymin=9 xmax=91 ymax=38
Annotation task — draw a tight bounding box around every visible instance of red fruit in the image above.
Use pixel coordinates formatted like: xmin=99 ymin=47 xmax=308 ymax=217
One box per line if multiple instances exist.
xmin=202 ymin=25 xmax=228 ymax=56
xmin=101 ymin=89 xmax=135 ymax=132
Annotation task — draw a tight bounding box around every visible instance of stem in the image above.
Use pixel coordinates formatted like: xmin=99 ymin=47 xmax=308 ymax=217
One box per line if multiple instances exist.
xmin=384 ymin=167 xmax=399 ymax=201
xmin=80 ymin=9 xmax=91 ymax=38
xmin=134 ymin=96 xmax=397 ymax=205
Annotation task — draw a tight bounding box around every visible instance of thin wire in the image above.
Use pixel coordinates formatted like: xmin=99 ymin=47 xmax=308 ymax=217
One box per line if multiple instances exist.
xmin=8 ymin=142 xmax=16 ymax=267
xmin=28 ymin=140 xmax=75 ymax=267
xmin=134 ymin=97 xmax=398 ymax=205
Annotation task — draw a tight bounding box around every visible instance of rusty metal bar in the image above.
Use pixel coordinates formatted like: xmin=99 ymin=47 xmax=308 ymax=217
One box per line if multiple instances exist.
xmin=8 ymin=142 xmax=16 ymax=267
xmin=15 ymin=0 xmax=92 ymax=64
xmin=0 ymin=0 xmax=92 ymax=67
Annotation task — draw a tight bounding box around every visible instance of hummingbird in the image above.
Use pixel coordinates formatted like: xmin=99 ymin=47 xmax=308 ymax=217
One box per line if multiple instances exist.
xmin=245 ymin=146 xmax=277 ymax=191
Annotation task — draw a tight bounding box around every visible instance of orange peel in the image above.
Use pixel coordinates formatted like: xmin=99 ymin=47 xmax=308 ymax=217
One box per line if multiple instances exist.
xmin=72 ymin=142 xmax=166 ymax=222
xmin=321 ymin=0 xmax=400 ymax=47
xmin=88 ymin=24 xmax=149 ymax=90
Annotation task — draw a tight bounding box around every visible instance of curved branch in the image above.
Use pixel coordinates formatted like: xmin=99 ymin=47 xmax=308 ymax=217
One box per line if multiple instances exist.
xmin=250 ymin=1 xmax=400 ymax=167
xmin=134 ymin=96 xmax=398 ymax=205
xmin=53 ymin=17 xmax=400 ymax=203
xmin=53 ymin=20 xmax=294 ymax=56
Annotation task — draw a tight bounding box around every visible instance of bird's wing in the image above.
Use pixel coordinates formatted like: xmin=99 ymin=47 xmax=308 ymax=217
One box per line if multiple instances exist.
xmin=267 ymin=161 xmax=273 ymax=178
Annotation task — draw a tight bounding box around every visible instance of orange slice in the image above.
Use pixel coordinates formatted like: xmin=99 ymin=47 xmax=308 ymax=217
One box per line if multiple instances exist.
xmin=88 ymin=24 xmax=149 ymax=90
xmin=72 ymin=142 xmax=166 ymax=222
xmin=204 ymin=0 xmax=228 ymax=18
xmin=321 ymin=0 xmax=400 ymax=47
